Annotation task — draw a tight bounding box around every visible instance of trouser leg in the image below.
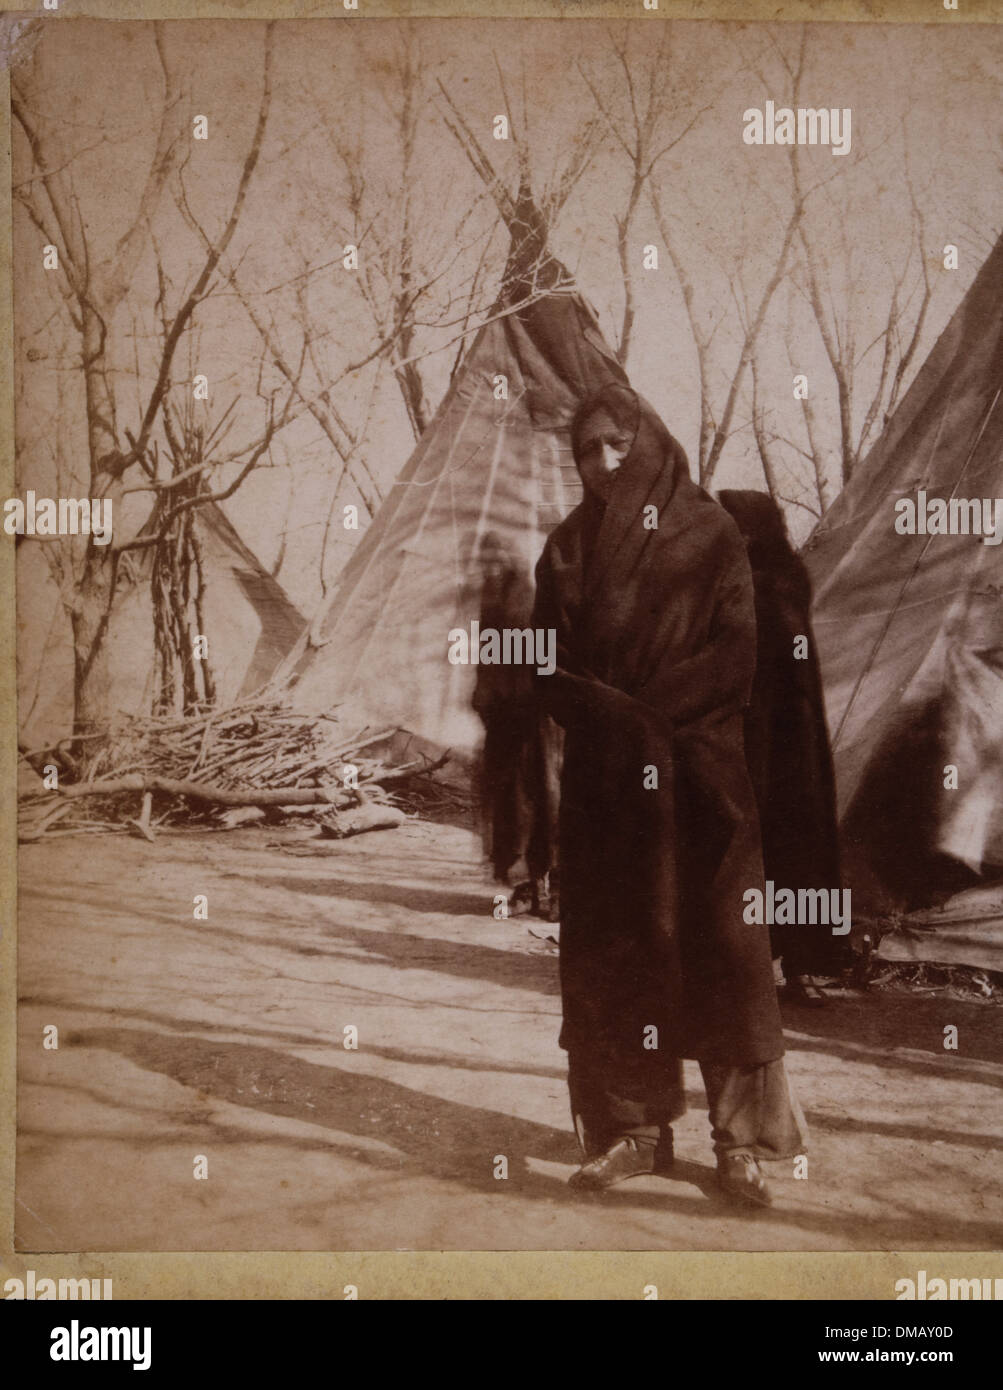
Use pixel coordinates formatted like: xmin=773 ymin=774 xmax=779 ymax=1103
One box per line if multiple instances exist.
xmin=567 ymin=1048 xmax=685 ymax=1155
xmin=699 ymin=1057 xmax=808 ymax=1161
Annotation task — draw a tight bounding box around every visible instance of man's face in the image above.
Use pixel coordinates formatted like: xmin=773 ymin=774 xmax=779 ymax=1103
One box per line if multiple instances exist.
xmin=575 ymin=409 xmax=632 ymax=502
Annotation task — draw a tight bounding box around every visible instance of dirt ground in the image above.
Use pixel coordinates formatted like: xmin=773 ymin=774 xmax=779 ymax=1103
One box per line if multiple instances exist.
xmin=14 ymin=818 xmax=1003 ymax=1253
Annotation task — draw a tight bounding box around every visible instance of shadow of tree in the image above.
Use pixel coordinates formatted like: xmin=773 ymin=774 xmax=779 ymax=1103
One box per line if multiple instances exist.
xmin=202 ymin=910 xmax=563 ymax=999
xmin=24 ymin=997 xmax=571 ymax=1080
xmin=782 ymin=989 xmax=1003 ymax=1081
xmin=252 ymin=871 xmax=505 ymax=920
xmin=62 ymin=1025 xmax=1003 ymax=1249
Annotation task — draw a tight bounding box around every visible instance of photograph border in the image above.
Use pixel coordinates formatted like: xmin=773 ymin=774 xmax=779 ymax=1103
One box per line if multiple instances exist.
xmin=3 ymin=0 xmax=1002 ymax=1300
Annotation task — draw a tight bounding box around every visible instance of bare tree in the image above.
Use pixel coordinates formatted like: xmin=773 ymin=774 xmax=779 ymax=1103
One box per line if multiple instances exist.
xmin=13 ymin=23 xmax=279 ymax=728
xmin=576 ymin=25 xmax=807 ymax=489
xmin=218 ymin=31 xmax=521 ymax=607
xmin=750 ymin=354 xmax=826 ymax=522
xmin=436 ymin=63 xmax=602 ymax=298
xmin=351 ymin=33 xmax=431 ymax=438
xmin=113 ymin=312 xmax=299 ymax=711
xmin=13 ymin=24 xmax=186 ymax=725
xmin=661 ymin=31 xmax=808 ymax=490
xmin=728 ymin=23 xmax=945 ymax=503
xmin=578 ymin=25 xmax=714 ymax=368
xmin=791 ymin=129 xmax=936 ymax=488
xmin=292 ymin=28 xmax=509 ymax=448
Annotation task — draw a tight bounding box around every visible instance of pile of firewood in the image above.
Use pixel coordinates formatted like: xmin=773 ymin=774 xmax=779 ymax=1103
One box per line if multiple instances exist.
xmin=17 ymin=697 xmax=449 ymax=843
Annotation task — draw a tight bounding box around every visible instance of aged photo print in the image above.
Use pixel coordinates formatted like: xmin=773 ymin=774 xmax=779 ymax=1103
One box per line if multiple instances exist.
xmin=7 ymin=11 xmax=1003 ymax=1277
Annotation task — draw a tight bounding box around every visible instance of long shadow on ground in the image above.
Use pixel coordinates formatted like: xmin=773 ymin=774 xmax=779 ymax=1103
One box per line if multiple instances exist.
xmin=781 ymin=990 xmax=1003 ymax=1075
xmin=61 ymin=1025 xmax=1003 ymax=1250
xmin=253 ymin=872 xmax=497 ymax=919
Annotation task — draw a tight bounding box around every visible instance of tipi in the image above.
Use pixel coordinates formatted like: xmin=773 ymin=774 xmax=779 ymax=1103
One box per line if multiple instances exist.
xmin=277 ymin=199 xmax=628 ymax=759
xmin=804 ymin=232 xmax=1003 ymax=936
xmin=17 ymin=500 xmax=305 ymax=745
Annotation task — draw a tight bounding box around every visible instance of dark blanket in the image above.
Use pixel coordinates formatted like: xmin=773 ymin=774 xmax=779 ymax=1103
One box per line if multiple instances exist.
xmin=473 ymin=557 xmax=561 ymax=883
xmin=719 ymin=490 xmax=845 ymax=974
xmin=533 ymin=387 xmax=784 ymax=1069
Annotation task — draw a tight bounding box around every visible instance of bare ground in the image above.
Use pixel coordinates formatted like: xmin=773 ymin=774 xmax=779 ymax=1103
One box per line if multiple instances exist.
xmin=14 ymin=819 xmax=1003 ymax=1253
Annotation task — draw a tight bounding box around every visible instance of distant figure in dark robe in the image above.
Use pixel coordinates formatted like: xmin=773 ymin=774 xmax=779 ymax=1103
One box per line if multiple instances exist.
xmin=719 ymin=490 xmax=847 ymax=1005
xmin=472 ymin=531 xmax=561 ymax=918
xmin=533 ymin=384 xmax=806 ymax=1206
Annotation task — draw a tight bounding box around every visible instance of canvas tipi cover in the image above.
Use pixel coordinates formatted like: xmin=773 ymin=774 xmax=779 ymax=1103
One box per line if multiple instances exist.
xmin=18 ymin=500 xmax=305 ymax=743
xmin=278 ymin=243 xmax=627 ymax=757
xmin=804 ymin=233 xmax=1003 ymax=913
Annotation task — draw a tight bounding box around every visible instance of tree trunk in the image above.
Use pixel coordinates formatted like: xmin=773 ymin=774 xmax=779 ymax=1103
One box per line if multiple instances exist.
xmin=72 ymin=305 xmax=125 ymax=729
xmin=81 ymin=305 xmax=119 ymax=469
xmin=71 ymin=545 xmax=118 ymax=731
